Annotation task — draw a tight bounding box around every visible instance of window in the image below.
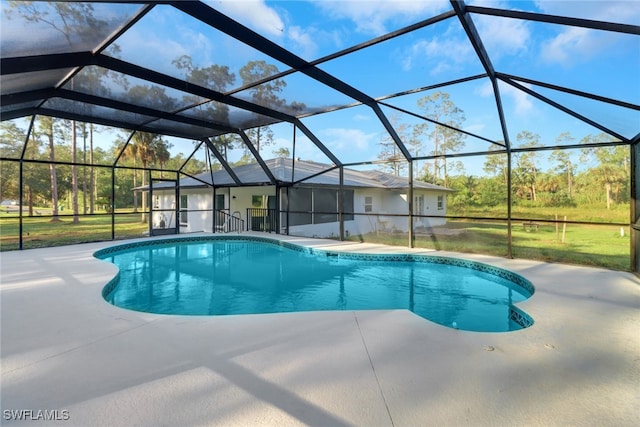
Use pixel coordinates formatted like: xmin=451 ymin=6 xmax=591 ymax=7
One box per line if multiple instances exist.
xmin=153 ymin=195 xmax=159 ymax=209
xmin=364 ymin=196 xmax=373 ymax=213
xmin=289 ymin=187 xmax=312 ymax=226
xmin=180 ymin=195 xmax=188 ymax=224
xmin=314 ymin=188 xmax=337 ymax=224
xmin=437 ymin=195 xmax=444 ymax=210
xmin=252 ymin=195 xmax=263 ymax=208
xmin=414 ymin=195 xmax=424 ymax=216
xmin=288 ymin=187 xmax=354 ymax=225
xmin=343 ymin=190 xmax=354 ymax=221
xmin=215 ymin=194 xmax=225 ymax=210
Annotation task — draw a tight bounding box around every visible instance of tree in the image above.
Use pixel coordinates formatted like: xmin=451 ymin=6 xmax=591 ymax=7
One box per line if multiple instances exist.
xmin=209 ymin=133 xmax=241 ymax=165
xmin=377 ymin=115 xmax=418 ymax=176
xmin=132 ymin=132 xmax=156 ymax=223
xmin=483 ymin=143 xmax=508 ymax=185
xmin=447 ymin=175 xmax=479 ymax=211
xmin=477 ymin=177 xmax=506 ymax=208
xmin=71 ymin=120 xmax=79 ymax=223
xmin=71 ymin=66 xmax=119 ymax=215
xmin=154 ymin=139 xmax=172 ymax=177
xmin=580 ymin=133 xmax=628 ymax=209
xmin=246 ymin=126 xmax=274 ymax=156
xmin=512 ymin=131 xmax=542 ymax=202
xmin=6 ymin=2 xmax=108 ymax=45
xmin=172 ymin=54 xmax=235 ymax=124
xmin=414 ymin=91 xmax=466 ymax=185
xmin=121 ymin=131 xmax=172 ymax=222
xmin=273 ymin=147 xmax=290 ymax=158
xmin=549 ymin=132 xmax=576 ymax=199
xmin=1 ymin=120 xmax=52 ymax=216
xmin=173 ymin=54 xmax=235 ymax=92
xmin=0 ymin=121 xmax=27 ymax=203
xmin=34 ymin=116 xmax=61 ymax=220
xmin=114 ymin=137 xmax=139 ymax=212
xmin=238 ymin=61 xmax=286 ymax=156
xmin=7 ymin=1 xmax=111 ymax=222
xmin=126 ymin=85 xmax=178 ymax=113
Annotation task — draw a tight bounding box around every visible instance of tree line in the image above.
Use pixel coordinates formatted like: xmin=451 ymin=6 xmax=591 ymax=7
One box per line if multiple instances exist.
xmin=377 ymin=91 xmax=628 ymax=212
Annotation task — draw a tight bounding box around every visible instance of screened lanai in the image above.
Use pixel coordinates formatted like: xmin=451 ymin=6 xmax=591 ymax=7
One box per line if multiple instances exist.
xmin=1 ymin=1 xmax=639 ymax=271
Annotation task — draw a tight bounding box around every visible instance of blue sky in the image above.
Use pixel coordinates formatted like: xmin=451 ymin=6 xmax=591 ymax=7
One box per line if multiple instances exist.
xmin=5 ymin=0 xmax=639 ymax=176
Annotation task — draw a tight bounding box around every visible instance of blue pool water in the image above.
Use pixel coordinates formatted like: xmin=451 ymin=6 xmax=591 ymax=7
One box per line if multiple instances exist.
xmin=97 ymin=237 xmax=534 ymax=332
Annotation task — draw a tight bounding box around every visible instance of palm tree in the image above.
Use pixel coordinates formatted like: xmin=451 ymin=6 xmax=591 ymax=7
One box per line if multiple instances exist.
xmin=131 ymin=132 xmax=160 ymax=223
xmin=115 ymin=140 xmax=139 ymax=212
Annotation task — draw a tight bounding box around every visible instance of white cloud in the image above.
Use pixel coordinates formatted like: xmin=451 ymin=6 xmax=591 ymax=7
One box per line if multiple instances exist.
xmin=322 ymin=127 xmax=377 ymax=151
xmin=541 ymin=26 xmax=597 ymax=66
xmin=476 ymin=80 xmax=495 ymax=98
xmin=473 ymin=13 xmax=530 ymax=59
xmin=534 ymin=0 xmax=640 ymax=25
xmin=402 ymin=37 xmax=473 ymax=74
xmin=287 ymin=25 xmax=318 ymax=59
xmin=352 ymin=114 xmax=371 ymax=122
xmin=478 ymin=79 xmax=534 ymax=117
xmin=498 ymin=81 xmax=534 ymax=116
xmin=119 ymin=31 xmax=188 ymax=74
xmin=534 ymin=0 xmax=640 ymax=66
xmin=206 ymin=0 xmax=285 ymax=37
xmin=314 ymin=0 xmax=449 ymax=36
xmin=463 ymin=123 xmax=487 ymax=134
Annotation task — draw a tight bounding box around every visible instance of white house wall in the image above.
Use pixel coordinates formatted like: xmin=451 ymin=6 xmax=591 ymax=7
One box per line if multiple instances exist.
xmin=152 ymin=184 xmax=446 ymax=238
xmin=152 ymin=191 xmax=178 ymax=230
xmin=153 ymin=189 xmax=214 ymax=233
xmin=289 ymin=188 xmax=447 ymax=239
xmin=185 ymin=189 xmax=214 ymax=232
xmin=229 ymin=186 xmax=276 ymax=226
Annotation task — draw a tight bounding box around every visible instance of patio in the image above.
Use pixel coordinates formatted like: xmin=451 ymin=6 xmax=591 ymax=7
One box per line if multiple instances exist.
xmin=1 ymin=232 xmax=638 ymax=426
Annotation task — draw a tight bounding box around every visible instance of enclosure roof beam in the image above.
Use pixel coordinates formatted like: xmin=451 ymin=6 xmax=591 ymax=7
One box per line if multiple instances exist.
xmin=451 ymin=0 xmax=511 ymax=150
xmin=467 ymin=5 xmax=640 ymax=35
xmin=54 ymin=88 xmax=238 ymax=134
xmin=379 ymin=100 xmax=506 ymax=148
xmin=94 ymin=55 xmax=294 ymax=123
xmin=171 ymin=1 xmax=377 ymax=107
xmin=202 ymin=138 xmax=243 ymax=186
xmin=1 ymin=88 xmax=56 ymax=107
xmin=500 ymin=76 xmax=628 ymax=142
xmin=237 ymin=131 xmax=278 ymax=185
xmin=178 ymin=140 xmax=205 ymax=174
xmin=371 ymin=104 xmax=412 ymax=161
xmin=292 ymin=119 xmax=342 ymax=166
xmin=32 ymin=107 xmax=205 ymax=141
xmin=496 ymin=72 xmax=640 ymax=111
xmin=0 ymin=52 xmax=94 ymax=75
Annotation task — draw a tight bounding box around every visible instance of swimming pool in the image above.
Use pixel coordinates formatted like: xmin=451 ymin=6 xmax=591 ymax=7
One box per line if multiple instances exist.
xmin=96 ymin=236 xmax=534 ymax=332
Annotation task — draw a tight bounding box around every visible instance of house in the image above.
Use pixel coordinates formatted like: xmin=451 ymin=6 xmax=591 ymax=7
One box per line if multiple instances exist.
xmin=144 ymin=158 xmax=453 ymax=238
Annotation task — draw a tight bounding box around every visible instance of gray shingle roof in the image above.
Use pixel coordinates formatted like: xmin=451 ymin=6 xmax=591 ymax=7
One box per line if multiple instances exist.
xmin=143 ymin=158 xmax=452 ymax=192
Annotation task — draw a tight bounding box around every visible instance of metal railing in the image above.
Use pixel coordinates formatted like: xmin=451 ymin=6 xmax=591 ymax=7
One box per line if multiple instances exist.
xmin=246 ymin=208 xmax=277 ymax=232
xmin=215 ymin=209 xmax=244 ymax=233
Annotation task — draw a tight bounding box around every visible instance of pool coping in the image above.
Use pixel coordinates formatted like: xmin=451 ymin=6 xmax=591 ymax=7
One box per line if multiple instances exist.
xmin=2 ymin=232 xmax=639 ymax=426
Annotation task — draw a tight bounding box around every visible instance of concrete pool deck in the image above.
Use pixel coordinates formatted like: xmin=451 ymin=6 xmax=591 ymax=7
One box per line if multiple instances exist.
xmin=1 ymin=232 xmax=639 ymax=426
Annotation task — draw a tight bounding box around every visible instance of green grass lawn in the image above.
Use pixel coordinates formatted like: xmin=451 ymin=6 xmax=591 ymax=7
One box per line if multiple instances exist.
xmin=350 ymin=219 xmax=630 ymax=271
xmin=0 ymin=210 xmax=148 ymax=250
xmin=450 ymin=204 xmax=630 ymax=224
xmin=1 ymin=209 xmax=632 ymax=271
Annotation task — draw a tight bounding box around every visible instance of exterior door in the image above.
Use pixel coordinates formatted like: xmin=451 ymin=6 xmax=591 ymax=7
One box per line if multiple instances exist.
xmin=150 ymin=178 xmax=177 ymax=236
